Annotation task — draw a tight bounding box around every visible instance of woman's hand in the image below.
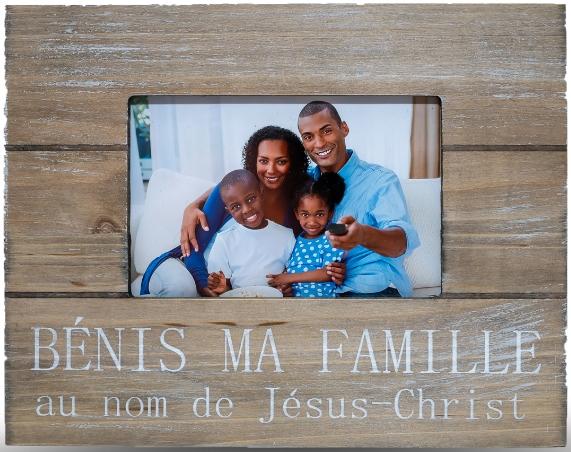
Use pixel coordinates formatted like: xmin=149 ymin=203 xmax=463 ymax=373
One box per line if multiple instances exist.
xmin=326 ymin=261 xmax=346 ymax=285
xmin=180 ymin=204 xmax=210 ymax=257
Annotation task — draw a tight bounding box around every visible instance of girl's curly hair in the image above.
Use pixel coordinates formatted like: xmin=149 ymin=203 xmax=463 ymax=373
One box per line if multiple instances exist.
xmin=293 ymin=172 xmax=345 ymax=212
xmin=242 ymin=126 xmax=309 ymax=202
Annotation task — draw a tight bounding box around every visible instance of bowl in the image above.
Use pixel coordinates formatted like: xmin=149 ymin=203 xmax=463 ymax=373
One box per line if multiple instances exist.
xmin=222 ymin=285 xmax=283 ymax=298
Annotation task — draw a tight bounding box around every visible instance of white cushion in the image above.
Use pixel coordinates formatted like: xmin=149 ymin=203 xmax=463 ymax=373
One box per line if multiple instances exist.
xmin=401 ymin=178 xmax=441 ymax=290
xmin=131 ymin=259 xmax=198 ymax=297
xmin=133 ymin=169 xmax=214 ymax=274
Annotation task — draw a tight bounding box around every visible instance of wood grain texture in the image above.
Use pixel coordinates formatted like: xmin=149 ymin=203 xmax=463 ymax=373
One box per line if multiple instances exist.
xmin=5 ymin=297 xmax=566 ymax=447
xmin=5 ymin=150 xmax=128 ymax=293
xmin=442 ymin=151 xmax=566 ymax=294
xmin=3 ymin=5 xmax=567 ymax=447
xmin=5 ymin=4 xmax=565 ymax=147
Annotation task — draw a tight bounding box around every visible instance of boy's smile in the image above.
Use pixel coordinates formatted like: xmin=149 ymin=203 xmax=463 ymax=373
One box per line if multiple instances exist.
xmin=221 ymin=180 xmax=267 ymax=230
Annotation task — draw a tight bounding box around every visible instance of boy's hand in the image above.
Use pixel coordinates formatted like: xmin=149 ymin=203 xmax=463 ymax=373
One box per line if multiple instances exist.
xmin=208 ymin=270 xmax=228 ymax=295
xmin=198 ymin=286 xmax=219 ymax=297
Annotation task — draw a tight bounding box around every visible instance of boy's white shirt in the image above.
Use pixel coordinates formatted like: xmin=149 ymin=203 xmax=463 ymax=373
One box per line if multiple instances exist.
xmin=207 ymin=220 xmax=296 ymax=289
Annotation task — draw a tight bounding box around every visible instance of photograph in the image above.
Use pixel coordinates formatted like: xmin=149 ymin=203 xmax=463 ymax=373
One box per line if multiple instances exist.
xmin=129 ymin=96 xmax=442 ymax=299
xmin=4 ymin=3 xmax=566 ymax=447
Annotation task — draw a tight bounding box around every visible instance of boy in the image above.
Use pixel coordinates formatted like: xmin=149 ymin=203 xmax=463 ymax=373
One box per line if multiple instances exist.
xmin=206 ymin=169 xmax=296 ymax=295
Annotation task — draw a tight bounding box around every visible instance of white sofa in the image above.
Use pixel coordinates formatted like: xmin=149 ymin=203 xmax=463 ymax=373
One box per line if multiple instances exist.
xmin=131 ymin=169 xmax=441 ymax=297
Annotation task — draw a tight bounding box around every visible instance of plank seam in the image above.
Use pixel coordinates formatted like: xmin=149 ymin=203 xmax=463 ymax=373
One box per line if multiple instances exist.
xmin=443 ymin=145 xmax=566 ymax=152
xmin=5 ymin=292 xmax=130 ymax=298
xmin=6 ymin=145 xmax=565 ymax=152
xmin=5 ymin=292 xmax=566 ymax=300
xmin=5 ymin=145 xmax=127 ymax=152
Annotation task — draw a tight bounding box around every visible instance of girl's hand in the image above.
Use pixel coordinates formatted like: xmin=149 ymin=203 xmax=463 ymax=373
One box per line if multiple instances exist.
xmin=326 ymin=261 xmax=346 ymax=285
xmin=278 ymin=284 xmax=293 ymax=297
xmin=208 ymin=271 xmax=227 ymax=295
xmin=266 ymin=273 xmax=291 ymax=287
xmin=180 ymin=204 xmax=210 ymax=257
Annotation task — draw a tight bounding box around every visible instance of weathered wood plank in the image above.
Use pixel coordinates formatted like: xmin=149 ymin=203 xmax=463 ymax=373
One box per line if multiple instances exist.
xmin=6 ymin=149 xmax=566 ymax=296
xmin=443 ymin=151 xmax=566 ymax=294
xmin=5 ymin=297 xmax=566 ymax=446
xmin=5 ymin=5 xmax=565 ymax=146
xmin=5 ymin=151 xmax=128 ymax=293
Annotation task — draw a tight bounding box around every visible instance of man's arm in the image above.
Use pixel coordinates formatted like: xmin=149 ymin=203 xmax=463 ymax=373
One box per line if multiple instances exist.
xmin=326 ymin=216 xmax=406 ymax=258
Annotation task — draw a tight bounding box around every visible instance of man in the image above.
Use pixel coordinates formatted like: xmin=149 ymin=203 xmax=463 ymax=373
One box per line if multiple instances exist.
xmin=297 ymin=101 xmax=419 ymax=297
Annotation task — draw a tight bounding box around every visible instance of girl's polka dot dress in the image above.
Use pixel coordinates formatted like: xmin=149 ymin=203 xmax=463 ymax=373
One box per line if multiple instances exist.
xmin=286 ymin=234 xmax=344 ymax=298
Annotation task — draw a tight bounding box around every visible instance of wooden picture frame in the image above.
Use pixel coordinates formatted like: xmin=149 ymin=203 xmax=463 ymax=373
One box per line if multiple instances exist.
xmin=4 ymin=4 xmax=566 ymax=447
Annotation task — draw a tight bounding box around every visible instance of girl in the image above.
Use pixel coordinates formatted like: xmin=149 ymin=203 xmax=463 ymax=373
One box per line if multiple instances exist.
xmin=267 ymin=172 xmax=346 ymax=298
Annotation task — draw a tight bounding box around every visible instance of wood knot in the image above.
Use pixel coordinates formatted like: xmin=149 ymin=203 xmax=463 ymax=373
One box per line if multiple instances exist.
xmin=209 ymin=321 xmax=237 ymax=327
xmin=93 ymin=216 xmax=121 ymax=234
xmin=70 ymin=280 xmax=87 ymax=287
xmin=258 ymin=321 xmax=287 ymax=327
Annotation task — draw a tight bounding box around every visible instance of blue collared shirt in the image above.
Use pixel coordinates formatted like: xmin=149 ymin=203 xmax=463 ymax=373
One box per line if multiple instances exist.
xmin=309 ymin=150 xmax=420 ymax=296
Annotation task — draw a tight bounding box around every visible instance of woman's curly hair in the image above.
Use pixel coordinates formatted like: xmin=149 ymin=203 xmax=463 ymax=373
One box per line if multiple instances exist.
xmin=242 ymin=126 xmax=309 ymax=201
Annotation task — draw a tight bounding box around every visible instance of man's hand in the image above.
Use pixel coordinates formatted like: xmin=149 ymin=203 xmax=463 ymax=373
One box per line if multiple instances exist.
xmin=207 ymin=270 xmax=228 ymax=295
xmin=180 ymin=205 xmax=210 ymax=257
xmin=326 ymin=216 xmax=407 ymax=258
xmin=326 ymin=216 xmax=363 ymax=251
xmin=326 ymin=261 xmax=346 ymax=285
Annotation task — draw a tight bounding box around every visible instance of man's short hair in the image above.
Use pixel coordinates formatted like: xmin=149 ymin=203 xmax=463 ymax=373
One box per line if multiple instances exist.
xmin=298 ymin=101 xmax=343 ymax=125
xmin=219 ymin=169 xmax=259 ymax=193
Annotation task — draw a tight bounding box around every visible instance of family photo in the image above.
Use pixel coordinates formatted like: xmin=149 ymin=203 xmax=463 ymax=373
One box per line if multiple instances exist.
xmin=130 ymin=96 xmax=441 ymax=298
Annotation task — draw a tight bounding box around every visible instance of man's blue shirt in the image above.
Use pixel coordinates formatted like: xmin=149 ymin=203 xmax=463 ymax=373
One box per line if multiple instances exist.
xmin=310 ymin=150 xmax=420 ymax=296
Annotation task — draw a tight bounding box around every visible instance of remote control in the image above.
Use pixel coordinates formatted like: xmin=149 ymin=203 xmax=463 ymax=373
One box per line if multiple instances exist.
xmin=327 ymin=223 xmax=348 ymax=236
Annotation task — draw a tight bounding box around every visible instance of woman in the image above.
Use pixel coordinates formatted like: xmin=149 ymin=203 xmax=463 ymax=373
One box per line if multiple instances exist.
xmin=141 ymin=125 xmax=344 ymax=296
